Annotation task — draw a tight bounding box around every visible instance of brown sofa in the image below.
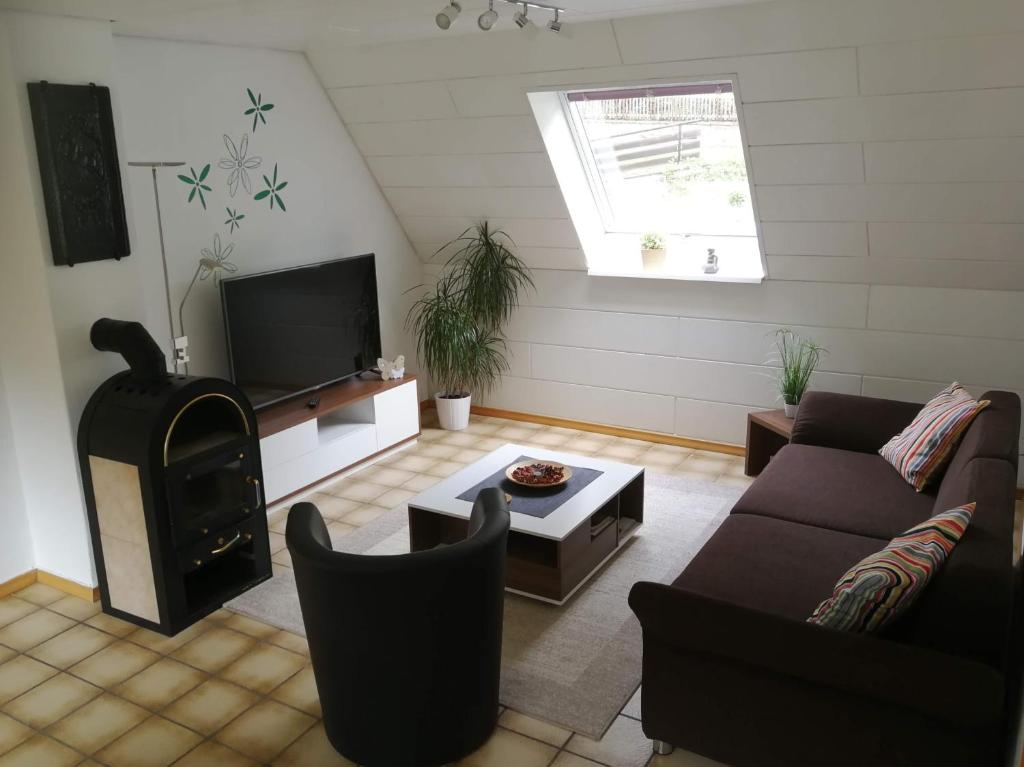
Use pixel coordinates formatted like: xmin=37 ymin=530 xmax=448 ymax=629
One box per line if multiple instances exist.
xmin=629 ymin=390 xmax=1021 ymax=767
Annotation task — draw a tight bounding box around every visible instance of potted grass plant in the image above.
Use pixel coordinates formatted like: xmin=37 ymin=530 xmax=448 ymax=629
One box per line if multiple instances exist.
xmin=775 ymin=328 xmax=826 ymax=418
xmin=407 ymin=222 xmax=533 ymax=430
xmin=640 ymin=232 xmax=666 ymax=271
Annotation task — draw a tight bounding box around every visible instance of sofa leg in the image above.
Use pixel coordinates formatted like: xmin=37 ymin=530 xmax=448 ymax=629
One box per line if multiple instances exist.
xmin=652 ymin=740 xmax=675 ymax=756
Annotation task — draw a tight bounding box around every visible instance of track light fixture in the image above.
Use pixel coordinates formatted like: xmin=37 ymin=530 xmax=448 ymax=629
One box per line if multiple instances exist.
xmin=513 ymin=3 xmax=531 ymax=28
xmin=478 ymin=0 xmax=499 ymax=30
xmin=435 ymin=1 xmax=461 ymax=30
xmin=547 ymin=7 xmax=561 ymax=32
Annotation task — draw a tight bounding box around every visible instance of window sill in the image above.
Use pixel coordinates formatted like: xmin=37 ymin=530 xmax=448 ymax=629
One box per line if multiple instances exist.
xmin=584 ymin=233 xmax=765 ymax=284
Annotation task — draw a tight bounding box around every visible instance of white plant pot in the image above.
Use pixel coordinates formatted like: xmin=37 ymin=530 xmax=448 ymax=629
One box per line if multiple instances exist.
xmin=783 ymin=403 xmax=799 ymax=418
xmin=435 ymin=392 xmax=471 ymax=430
xmin=641 ymin=248 xmax=666 ymax=271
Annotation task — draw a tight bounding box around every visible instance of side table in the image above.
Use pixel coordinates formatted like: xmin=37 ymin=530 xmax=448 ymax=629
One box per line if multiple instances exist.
xmin=745 ymin=409 xmax=794 ymax=477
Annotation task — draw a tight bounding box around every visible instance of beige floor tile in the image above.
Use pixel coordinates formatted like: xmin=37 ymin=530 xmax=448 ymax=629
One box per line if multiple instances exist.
xmin=46 ymin=693 xmax=148 ymax=754
xmin=340 ymin=506 xmax=386 ymax=527
xmin=366 ymin=467 xmax=416 ymax=486
xmin=171 ymin=627 xmax=256 ymax=673
xmin=2 ymin=672 xmax=101 ymax=728
xmin=0 ymin=601 xmax=36 ymax=631
xmin=401 ymin=473 xmax=438 ymax=492
xmin=46 ymin=595 xmax=101 ymax=621
xmin=0 ymin=656 xmax=57 ymax=705
xmin=0 ymin=734 xmax=80 ymax=767
xmin=424 ymin=460 xmax=466 ymax=478
xmin=603 ymin=443 xmax=648 ymax=461
xmin=27 ymin=623 xmax=115 ymax=669
xmin=332 ymin=481 xmax=389 ymax=503
xmin=0 ymin=712 xmax=32 ymax=756
xmin=0 ymin=648 xmax=12 ymax=668
xmin=271 ymin=723 xmax=356 ymax=766
xmin=215 ymin=699 xmax=315 ymax=763
xmin=272 ymin=548 xmax=294 ymax=569
xmin=85 ymin=612 xmax=142 ymax=639
xmin=441 ymin=430 xmax=483 ymax=447
xmin=220 ymin=612 xmax=280 ymax=640
xmin=716 ymin=474 xmax=753 ymax=490
xmin=551 ymin=753 xmax=606 ymax=767
xmin=268 ymin=511 xmax=290 ymax=534
xmin=417 ymin=442 xmax=461 ymax=459
xmin=97 ymin=715 xmax=202 ymax=767
xmin=374 ymin=488 xmax=417 ymax=508
xmin=68 ymin=640 xmax=159 ymax=688
xmin=498 ymin=709 xmax=572 ymax=747
xmin=681 ymin=455 xmax=732 ymax=475
xmin=650 ymin=747 xmax=729 ymax=766
xmin=326 ymin=521 xmax=358 ymax=538
xmin=268 ymin=530 xmax=287 ymax=554
xmin=302 ymin=493 xmax=361 ymax=520
xmin=176 ymin=740 xmax=261 ymax=767
xmin=0 ymin=609 xmax=75 ymax=652
xmin=269 ymin=667 xmax=320 ymax=716
xmin=219 ymin=643 xmax=306 ymax=694
xmin=390 ymin=454 xmax=438 ymax=473
xmin=456 ymin=727 xmax=558 ymax=766
xmin=565 ymin=715 xmax=651 ymax=767
xmin=126 ymin=618 xmax=211 ymax=654
xmin=162 ymin=678 xmax=258 ymax=736
xmin=453 ymin=448 xmax=489 ymax=463
xmin=266 ymin=631 xmax=309 ymax=656
xmin=12 ymin=583 xmax=63 ymax=607
xmin=115 ymin=657 xmax=206 ymax=710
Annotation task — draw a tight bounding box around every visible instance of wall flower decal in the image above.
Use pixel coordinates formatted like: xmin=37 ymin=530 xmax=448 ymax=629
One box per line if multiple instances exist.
xmin=245 ymin=88 xmax=274 ymax=133
xmin=177 ymin=164 xmax=212 ymax=209
xmin=198 ymin=233 xmax=237 ymax=279
xmin=224 ymin=207 xmax=245 ymax=233
xmin=218 ymin=134 xmax=261 ymax=197
xmin=254 ymin=163 xmax=288 ymax=211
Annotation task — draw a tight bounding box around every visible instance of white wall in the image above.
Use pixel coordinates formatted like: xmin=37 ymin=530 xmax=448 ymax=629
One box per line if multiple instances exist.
xmin=0 ymin=359 xmax=34 ymax=584
xmin=0 ymin=11 xmax=131 ymax=587
xmin=113 ymin=37 xmax=421 ymax=383
xmin=308 ymin=0 xmax=1024 ymax=483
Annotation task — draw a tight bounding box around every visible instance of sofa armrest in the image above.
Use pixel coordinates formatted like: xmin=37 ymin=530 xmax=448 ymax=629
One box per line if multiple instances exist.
xmin=790 ymin=391 xmax=922 ymax=453
xmin=628 ymin=582 xmax=1004 ymax=727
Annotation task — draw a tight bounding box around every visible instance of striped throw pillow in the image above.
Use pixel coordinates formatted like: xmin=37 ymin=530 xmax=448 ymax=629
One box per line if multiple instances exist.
xmin=808 ymin=503 xmax=974 ymax=633
xmin=879 ymin=383 xmax=989 ymax=491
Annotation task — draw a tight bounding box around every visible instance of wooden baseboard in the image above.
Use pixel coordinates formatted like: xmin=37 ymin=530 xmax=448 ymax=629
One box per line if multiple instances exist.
xmin=420 ymin=399 xmax=745 ymax=457
xmin=0 ymin=569 xmax=99 ymax=602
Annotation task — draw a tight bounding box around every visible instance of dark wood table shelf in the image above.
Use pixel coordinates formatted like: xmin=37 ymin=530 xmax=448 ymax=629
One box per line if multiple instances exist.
xmin=744 ymin=409 xmax=794 ymax=477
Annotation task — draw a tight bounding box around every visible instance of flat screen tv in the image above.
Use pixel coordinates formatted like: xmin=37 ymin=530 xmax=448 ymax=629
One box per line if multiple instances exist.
xmin=221 ymin=254 xmax=382 ymax=409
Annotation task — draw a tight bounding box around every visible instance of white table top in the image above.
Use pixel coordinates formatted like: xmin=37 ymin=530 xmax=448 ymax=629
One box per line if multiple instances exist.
xmin=407 ymin=443 xmax=643 ymax=541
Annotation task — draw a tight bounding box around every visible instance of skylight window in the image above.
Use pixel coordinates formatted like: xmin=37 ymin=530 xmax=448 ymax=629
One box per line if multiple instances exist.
xmin=529 ymin=78 xmax=765 ymax=281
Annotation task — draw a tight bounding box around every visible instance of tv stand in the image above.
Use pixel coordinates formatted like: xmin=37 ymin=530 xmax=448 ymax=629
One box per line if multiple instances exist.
xmin=256 ymin=375 xmax=419 ymax=506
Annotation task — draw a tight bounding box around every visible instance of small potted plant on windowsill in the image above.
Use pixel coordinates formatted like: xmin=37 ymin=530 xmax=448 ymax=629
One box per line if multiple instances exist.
xmin=774 ymin=328 xmax=826 ymax=418
xmin=640 ymin=232 xmax=666 ymax=271
xmin=407 ymin=222 xmax=533 ymax=430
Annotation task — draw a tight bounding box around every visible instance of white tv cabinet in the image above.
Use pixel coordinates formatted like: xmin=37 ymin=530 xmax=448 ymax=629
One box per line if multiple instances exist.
xmin=256 ymin=375 xmax=420 ymax=506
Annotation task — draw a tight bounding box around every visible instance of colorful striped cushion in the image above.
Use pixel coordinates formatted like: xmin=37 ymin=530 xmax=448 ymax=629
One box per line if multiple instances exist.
xmin=879 ymin=383 xmax=989 ymax=491
xmin=808 ymin=503 xmax=974 ymax=632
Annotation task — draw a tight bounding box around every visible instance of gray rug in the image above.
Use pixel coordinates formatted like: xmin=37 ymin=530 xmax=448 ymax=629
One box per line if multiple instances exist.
xmin=227 ymin=473 xmax=741 ymax=738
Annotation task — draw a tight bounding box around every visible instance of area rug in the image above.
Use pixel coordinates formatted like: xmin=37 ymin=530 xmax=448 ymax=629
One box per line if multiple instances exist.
xmin=227 ymin=472 xmax=742 ymax=738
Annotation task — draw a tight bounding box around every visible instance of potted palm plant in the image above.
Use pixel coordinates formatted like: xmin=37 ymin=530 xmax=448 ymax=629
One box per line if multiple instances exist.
xmin=407 ymin=222 xmax=533 ymax=430
xmin=775 ymin=328 xmax=826 ymax=418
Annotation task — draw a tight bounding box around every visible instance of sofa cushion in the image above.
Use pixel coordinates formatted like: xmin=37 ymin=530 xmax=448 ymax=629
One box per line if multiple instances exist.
xmin=732 ymin=444 xmax=934 ymax=540
xmin=673 ymin=514 xmax=886 ymax=621
xmin=808 ymin=504 xmax=974 ymax=633
xmin=879 ymin=383 xmax=989 ymax=491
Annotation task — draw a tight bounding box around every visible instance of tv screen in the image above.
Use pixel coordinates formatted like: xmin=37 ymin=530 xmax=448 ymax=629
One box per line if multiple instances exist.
xmin=221 ymin=254 xmax=382 ymax=409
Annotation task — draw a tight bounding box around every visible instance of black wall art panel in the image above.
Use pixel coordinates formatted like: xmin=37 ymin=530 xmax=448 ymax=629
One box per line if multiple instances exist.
xmin=27 ymin=81 xmax=131 ymax=266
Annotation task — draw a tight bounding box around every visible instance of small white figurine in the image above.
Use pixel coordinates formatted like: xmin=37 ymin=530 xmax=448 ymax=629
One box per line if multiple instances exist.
xmin=377 ymin=355 xmax=405 ymax=381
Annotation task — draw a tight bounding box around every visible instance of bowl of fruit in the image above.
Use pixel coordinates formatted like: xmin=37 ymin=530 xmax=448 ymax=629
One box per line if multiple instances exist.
xmin=505 ymin=460 xmax=572 ymax=488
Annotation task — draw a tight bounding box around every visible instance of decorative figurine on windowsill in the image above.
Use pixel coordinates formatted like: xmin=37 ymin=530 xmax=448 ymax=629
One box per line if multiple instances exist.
xmin=378 ymin=355 xmax=405 ymax=381
xmin=702 ymin=248 xmax=719 ymax=274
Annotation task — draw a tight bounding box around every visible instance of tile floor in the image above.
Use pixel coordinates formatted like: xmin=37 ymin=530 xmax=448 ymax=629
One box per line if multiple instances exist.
xmin=0 ymin=413 xmax=1020 ymax=766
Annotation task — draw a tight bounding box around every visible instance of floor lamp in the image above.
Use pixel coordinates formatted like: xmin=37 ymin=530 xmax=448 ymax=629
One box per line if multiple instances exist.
xmin=127 ymin=160 xmax=186 ymax=374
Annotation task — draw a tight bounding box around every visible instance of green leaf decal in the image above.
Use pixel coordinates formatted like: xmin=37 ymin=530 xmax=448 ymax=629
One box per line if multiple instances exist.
xmin=256 ymin=162 xmax=288 ymax=212
xmin=254 ymin=190 xmax=270 ymax=200
xmin=179 ymin=164 xmax=212 ymax=211
xmin=198 ymin=164 xmax=210 ymax=182
xmin=244 ymin=88 xmax=274 ymax=132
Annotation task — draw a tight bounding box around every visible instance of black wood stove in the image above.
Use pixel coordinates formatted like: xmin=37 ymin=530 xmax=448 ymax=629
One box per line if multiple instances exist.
xmin=78 ymin=319 xmax=271 ymax=635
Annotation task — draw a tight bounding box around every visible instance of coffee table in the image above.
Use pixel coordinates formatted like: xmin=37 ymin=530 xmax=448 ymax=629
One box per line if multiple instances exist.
xmin=407 ymin=444 xmax=644 ymax=604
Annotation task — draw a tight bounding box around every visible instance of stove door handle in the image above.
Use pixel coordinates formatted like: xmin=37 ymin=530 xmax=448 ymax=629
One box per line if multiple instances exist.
xmin=211 ymin=531 xmax=241 ymax=555
xmin=246 ymin=476 xmax=262 ymax=509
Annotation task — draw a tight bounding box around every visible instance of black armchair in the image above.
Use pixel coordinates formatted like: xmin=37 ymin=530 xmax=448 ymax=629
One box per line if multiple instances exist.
xmin=286 ymin=487 xmax=510 ymax=767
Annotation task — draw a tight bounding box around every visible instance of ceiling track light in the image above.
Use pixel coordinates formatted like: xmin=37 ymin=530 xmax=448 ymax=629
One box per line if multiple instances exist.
xmin=547 ymin=7 xmax=561 ymax=32
xmin=478 ymin=0 xmax=499 ymax=30
xmin=435 ymin=1 xmax=461 ymax=30
xmin=513 ymin=3 xmax=531 ymax=28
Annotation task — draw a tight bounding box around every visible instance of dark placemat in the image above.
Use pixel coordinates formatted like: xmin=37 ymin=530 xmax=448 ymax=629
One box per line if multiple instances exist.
xmin=457 ymin=455 xmax=604 ymax=519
